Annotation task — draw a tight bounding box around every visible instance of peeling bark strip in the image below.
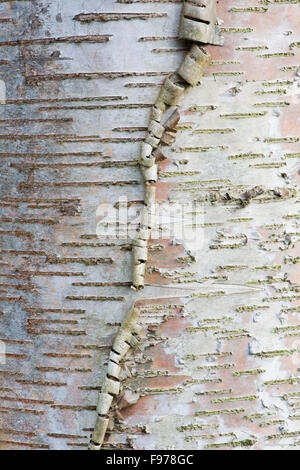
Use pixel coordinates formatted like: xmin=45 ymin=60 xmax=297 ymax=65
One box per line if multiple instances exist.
xmin=131 ymin=15 xmax=215 ymax=291
xmin=73 ymin=13 xmax=167 ymax=23
xmin=89 ymin=307 xmax=142 ymax=450
xmin=131 ymin=48 xmax=213 ymax=289
xmin=89 ymin=0 xmax=222 ymax=450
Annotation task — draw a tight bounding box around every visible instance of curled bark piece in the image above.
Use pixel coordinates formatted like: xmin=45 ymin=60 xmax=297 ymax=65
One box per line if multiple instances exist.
xmin=120 ymin=365 xmax=132 ymax=381
xmin=130 ymin=335 xmax=140 ymax=348
xmin=118 ymin=390 xmax=140 ymax=410
xmin=161 ymin=130 xmax=177 ymax=146
xmin=97 ymin=393 xmax=113 ymax=415
xmin=148 ymin=120 xmax=165 ymax=139
xmin=179 ymin=0 xmax=223 ymax=45
xmin=137 ymin=225 xmax=151 ymax=241
xmin=133 ymin=245 xmax=148 ymax=263
xmin=102 ymin=377 xmax=121 ymax=396
xmin=114 ymin=328 xmax=132 ymax=343
xmin=133 ymin=323 xmax=143 ymax=336
xmin=178 ymin=44 xmax=211 ymax=86
xmin=157 ymin=73 xmax=187 ymax=107
xmin=153 ymin=148 xmax=167 ymax=163
xmin=132 ymin=262 xmax=146 ymax=290
xmin=145 ymin=184 xmax=156 ymax=207
xmin=112 ymin=338 xmax=131 ymax=357
xmin=91 ymin=416 xmax=109 ymax=447
xmin=141 ymin=164 xmax=158 ymax=183
xmin=140 ymin=142 xmax=155 ymax=167
xmin=113 ymin=329 xmax=132 ymax=355
xmin=145 ymin=133 xmax=160 ymax=148
xmin=107 ymin=360 xmax=121 ymax=379
xmin=109 ymin=350 xmax=121 ymax=364
xmin=89 ymin=442 xmax=102 ymax=451
xmin=141 ymin=206 xmax=155 ymax=230
xmin=150 ymin=106 xmax=164 ymax=123
xmin=154 ymin=98 xmax=167 ymax=113
xmin=133 ymin=238 xmax=148 ymax=248
xmin=184 ymin=0 xmax=216 ymax=23
xmin=122 ymin=307 xmax=141 ymax=335
xmin=164 ymin=109 xmax=180 ymax=130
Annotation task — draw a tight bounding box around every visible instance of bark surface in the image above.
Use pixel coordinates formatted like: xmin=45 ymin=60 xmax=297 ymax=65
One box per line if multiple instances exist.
xmin=0 ymin=0 xmax=300 ymax=450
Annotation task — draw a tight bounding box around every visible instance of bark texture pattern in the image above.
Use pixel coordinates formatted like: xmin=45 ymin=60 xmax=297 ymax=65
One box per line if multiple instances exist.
xmin=0 ymin=0 xmax=300 ymax=450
